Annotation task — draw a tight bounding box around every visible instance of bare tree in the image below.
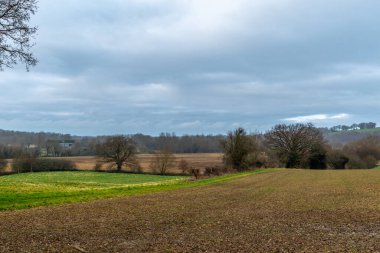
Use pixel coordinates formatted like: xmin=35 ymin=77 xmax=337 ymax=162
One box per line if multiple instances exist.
xmin=150 ymin=150 xmax=175 ymax=175
xmin=265 ymin=123 xmax=326 ymax=168
xmin=178 ymin=159 xmax=190 ymax=174
xmin=0 ymin=0 xmax=37 ymax=70
xmin=96 ymin=136 xmax=138 ymax=172
xmin=222 ymin=128 xmax=257 ymax=171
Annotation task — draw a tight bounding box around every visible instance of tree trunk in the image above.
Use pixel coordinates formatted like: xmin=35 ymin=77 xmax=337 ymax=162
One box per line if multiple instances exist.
xmin=116 ymin=162 xmax=122 ymax=172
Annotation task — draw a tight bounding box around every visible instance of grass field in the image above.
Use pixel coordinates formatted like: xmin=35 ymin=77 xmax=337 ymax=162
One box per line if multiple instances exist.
xmin=0 ymin=169 xmax=276 ymax=211
xmin=0 ymin=169 xmax=379 ymax=252
xmin=0 ymin=171 xmax=187 ymax=211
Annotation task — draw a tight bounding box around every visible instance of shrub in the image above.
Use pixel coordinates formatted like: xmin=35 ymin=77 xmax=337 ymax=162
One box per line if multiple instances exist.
xmin=93 ymin=162 xmax=103 ymax=171
xmin=129 ymin=162 xmax=143 ymax=173
xmin=12 ymin=156 xmax=35 ymax=173
xmin=12 ymin=158 xmax=76 ymax=173
xmin=178 ymin=159 xmax=190 ymax=174
xmin=327 ymin=150 xmax=349 ymax=169
xmin=346 ymin=155 xmax=377 ymax=170
xmin=254 ymin=152 xmax=270 ymax=168
xmin=345 ymin=157 xmax=365 ymax=170
xmin=343 ymin=136 xmax=380 ymax=169
xmin=222 ymin=128 xmax=258 ymax=171
xmin=0 ymin=158 xmax=7 ymax=172
xmin=204 ymin=166 xmax=225 ymax=176
xmin=191 ymin=168 xmax=201 ymax=179
xmin=308 ymin=143 xmax=328 ymax=169
xmin=149 ymin=150 xmax=175 ymax=175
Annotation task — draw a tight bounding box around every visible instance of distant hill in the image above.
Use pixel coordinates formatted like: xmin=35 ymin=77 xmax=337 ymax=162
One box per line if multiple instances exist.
xmin=0 ymin=129 xmax=224 ymax=156
xmin=0 ymin=129 xmax=81 ymax=146
xmin=1 ymin=127 xmax=380 ymax=156
xmin=323 ymin=128 xmax=380 ymax=145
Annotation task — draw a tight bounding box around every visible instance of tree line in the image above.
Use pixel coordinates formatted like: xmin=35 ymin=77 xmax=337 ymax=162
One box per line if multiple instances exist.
xmin=0 ymin=131 xmax=225 ymax=158
xmin=328 ymin=122 xmax=377 ymax=132
xmin=2 ymin=123 xmax=379 ymax=175
xmin=223 ymin=124 xmax=380 ymax=171
xmin=90 ymin=123 xmax=380 ymax=176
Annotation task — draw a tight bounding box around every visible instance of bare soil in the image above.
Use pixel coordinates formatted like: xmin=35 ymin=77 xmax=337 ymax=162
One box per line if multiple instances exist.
xmin=0 ymin=169 xmax=379 ymax=252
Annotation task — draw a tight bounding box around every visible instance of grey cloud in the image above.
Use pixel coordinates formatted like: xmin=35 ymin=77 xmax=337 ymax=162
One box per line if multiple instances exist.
xmin=1 ymin=0 xmax=380 ymax=135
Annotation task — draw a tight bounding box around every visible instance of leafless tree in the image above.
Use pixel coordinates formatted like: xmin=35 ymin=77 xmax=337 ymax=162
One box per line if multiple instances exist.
xmin=150 ymin=150 xmax=175 ymax=175
xmin=96 ymin=136 xmax=138 ymax=172
xmin=178 ymin=159 xmax=190 ymax=174
xmin=0 ymin=0 xmax=37 ymax=70
xmin=265 ymin=123 xmax=326 ymax=168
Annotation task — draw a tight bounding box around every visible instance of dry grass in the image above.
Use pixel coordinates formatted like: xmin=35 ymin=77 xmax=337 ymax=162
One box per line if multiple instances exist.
xmin=3 ymin=154 xmax=223 ymax=173
xmin=136 ymin=153 xmax=223 ymax=173
xmin=0 ymin=169 xmax=379 ymax=252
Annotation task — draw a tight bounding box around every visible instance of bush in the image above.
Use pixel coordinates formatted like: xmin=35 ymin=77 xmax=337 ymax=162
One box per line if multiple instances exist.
xmin=178 ymin=159 xmax=190 ymax=174
xmin=191 ymin=168 xmax=201 ymax=179
xmin=327 ymin=150 xmax=349 ymax=169
xmin=93 ymin=162 xmax=103 ymax=171
xmin=222 ymin=128 xmax=258 ymax=171
xmin=0 ymin=158 xmax=7 ymax=172
xmin=12 ymin=157 xmax=34 ymax=173
xmin=308 ymin=143 xmax=327 ymax=169
xmin=343 ymin=136 xmax=380 ymax=169
xmin=345 ymin=156 xmax=367 ymax=170
xmin=345 ymin=155 xmax=377 ymax=170
xmin=253 ymin=152 xmax=270 ymax=168
xmin=149 ymin=150 xmax=175 ymax=175
xmin=204 ymin=166 xmax=225 ymax=177
xmin=129 ymin=162 xmax=143 ymax=173
xmin=12 ymin=158 xmax=77 ymax=173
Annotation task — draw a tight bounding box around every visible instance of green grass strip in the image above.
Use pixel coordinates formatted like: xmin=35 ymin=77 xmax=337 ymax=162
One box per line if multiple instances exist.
xmin=0 ymin=169 xmax=282 ymax=212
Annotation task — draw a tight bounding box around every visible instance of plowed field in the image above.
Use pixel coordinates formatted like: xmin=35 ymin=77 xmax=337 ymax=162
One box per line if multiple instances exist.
xmin=1 ymin=169 xmax=379 ymax=252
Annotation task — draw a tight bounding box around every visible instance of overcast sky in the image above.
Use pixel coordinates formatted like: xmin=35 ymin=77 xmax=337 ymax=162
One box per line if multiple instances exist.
xmin=1 ymin=0 xmax=380 ymax=136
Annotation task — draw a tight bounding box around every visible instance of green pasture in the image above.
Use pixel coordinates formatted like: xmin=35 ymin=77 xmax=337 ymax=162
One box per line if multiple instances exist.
xmin=0 ymin=172 xmax=186 ymax=211
xmin=0 ymin=169 xmax=280 ymax=211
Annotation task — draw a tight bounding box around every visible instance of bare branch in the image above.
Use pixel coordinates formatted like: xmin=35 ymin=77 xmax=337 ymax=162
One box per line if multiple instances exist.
xmin=265 ymin=123 xmax=325 ymax=168
xmin=96 ymin=136 xmax=138 ymax=172
xmin=0 ymin=0 xmax=37 ymax=70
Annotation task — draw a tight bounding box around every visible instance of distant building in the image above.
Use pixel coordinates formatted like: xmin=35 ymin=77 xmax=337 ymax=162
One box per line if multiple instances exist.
xmin=42 ymin=139 xmax=76 ymax=157
xmin=24 ymin=144 xmax=38 ymax=149
xmin=59 ymin=140 xmax=75 ymax=149
xmin=39 ymin=148 xmax=48 ymax=157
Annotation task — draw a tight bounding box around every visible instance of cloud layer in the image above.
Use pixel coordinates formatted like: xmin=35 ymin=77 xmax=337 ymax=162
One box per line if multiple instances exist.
xmin=285 ymin=114 xmax=351 ymax=123
xmin=1 ymin=0 xmax=380 ymax=135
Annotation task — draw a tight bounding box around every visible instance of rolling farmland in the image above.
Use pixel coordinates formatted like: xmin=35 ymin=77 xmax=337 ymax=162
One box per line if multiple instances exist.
xmin=0 ymin=169 xmax=379 ymax=252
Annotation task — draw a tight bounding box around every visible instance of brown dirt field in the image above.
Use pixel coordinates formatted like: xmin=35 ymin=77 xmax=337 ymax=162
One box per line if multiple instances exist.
xmin=3 ymin=153 xmax=223 ymax=173
xmin=1 ymin=169 xmax=380 ymax=252
xmin=135 ymin=153 xmax=223 ymax=173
